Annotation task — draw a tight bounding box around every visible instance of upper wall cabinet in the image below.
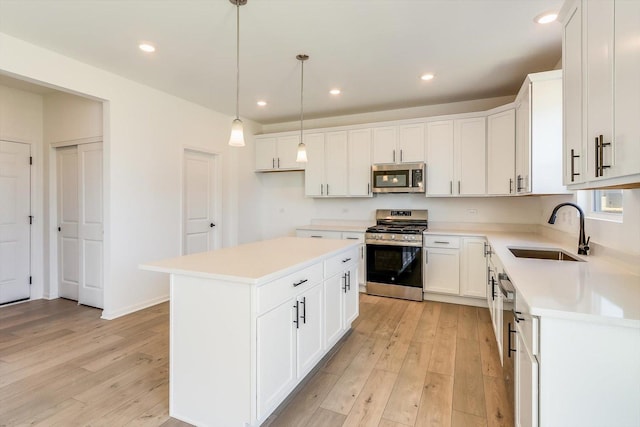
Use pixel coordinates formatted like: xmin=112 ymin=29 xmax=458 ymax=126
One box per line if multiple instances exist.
xmin=426 ymin=116 xmax=486 ymax=196
xmin=304 ymin=130 xmax=372 ymax=198
xmin=372 ymin=124 xmax=425 ymax=164
xmin=561 ymin=0 xmax=640 ymax=189
xmin=514 ymin=70 xmax=567 ymax=195
xmin=255 ymin=134 xmax=304 ymax=172
xmin=487 ymin=108 xmax=516 ymax=195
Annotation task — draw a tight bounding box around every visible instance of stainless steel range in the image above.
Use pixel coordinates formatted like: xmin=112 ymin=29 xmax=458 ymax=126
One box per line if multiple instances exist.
xmin=365 ymin=209 xmax=428 ymax=301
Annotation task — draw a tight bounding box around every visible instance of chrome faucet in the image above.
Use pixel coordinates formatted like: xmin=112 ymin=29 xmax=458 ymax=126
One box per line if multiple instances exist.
xmin=547 ymin=202 xmax=590 ymax=255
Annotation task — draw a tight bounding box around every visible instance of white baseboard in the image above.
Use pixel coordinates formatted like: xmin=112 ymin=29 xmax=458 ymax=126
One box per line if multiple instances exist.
xmin=422 ymin=292 xmax=488 ymax=308
xmin=101 ymin=294 xmax=169 ymax=320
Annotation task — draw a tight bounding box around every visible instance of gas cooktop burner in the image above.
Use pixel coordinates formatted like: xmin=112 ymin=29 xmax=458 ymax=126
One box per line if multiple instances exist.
xmin=366 ymin=224 xmax=427 ymax=234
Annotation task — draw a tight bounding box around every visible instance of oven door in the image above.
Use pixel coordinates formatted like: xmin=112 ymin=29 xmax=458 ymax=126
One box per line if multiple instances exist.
xmin=366 ymin=243 xmax=423 ymax=288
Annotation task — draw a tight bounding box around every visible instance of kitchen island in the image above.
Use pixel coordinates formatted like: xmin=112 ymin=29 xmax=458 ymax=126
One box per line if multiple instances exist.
xmin=141 ymin=237 xmax=360 ymax=427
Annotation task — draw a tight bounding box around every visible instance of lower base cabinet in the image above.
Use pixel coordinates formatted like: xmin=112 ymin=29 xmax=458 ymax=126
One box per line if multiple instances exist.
xmin=515 ymin=329 xmax=538 ymax=427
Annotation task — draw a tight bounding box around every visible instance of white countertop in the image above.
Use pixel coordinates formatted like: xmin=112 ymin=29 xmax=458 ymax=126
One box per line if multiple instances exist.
xmin=477 ymin=232 xmax=639 ymax=327
xmin=140 ymin=237 xmax=358 ymax=285
xmin=296 ymin=223 xmax=371 ymax=233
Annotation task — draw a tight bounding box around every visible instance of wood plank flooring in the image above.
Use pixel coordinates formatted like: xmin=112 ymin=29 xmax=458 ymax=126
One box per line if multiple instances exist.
xmin=0 ymin=295 xmax=513 ymax=427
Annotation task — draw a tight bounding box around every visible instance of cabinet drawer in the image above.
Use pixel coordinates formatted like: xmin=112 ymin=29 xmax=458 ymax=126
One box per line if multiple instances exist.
xmin=424 ymin=235 xmax=461 ymax=248
xmin=325 ymin=247 xmax=359 ymax=278
xmin=257 ymin=263 xmax=323 ymax=315
xmin=296 ymin=230 xmax=342 ymax=239
xmin=342 ymin=232 xmax=364 ymax=243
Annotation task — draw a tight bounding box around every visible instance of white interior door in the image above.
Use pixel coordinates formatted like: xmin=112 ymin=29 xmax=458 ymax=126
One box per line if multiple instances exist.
xmin=57 ymin=146 xmax=80 ymax=301
xmin=77 ymin=143 xmax=103 ymax=308
xmin=183 ymin=150 xmax=219 ymax=255
xmin=0 ymin=141 xmax=31 ymax=305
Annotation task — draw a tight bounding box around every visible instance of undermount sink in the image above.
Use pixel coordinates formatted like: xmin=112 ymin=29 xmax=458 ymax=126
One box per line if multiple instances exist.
xmin=508 ymin=247 xmax=584 ymax=262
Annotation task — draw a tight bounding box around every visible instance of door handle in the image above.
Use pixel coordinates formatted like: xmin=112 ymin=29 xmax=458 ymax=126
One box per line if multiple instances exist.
xmin=508 ymin=322 xmax=517 ymax=358
xmin=300 ymin=297 xmax=306 ymax=324
xmin=342 ymin=273 xmax=348 ymax=293
xmin=400 ymin=149 xmax=403 ymax=162
xmin=210 ymin=223 xmax=215 ymax=228
xmin=293 ymin=300 xmax=299 ymax=329
xmin=509 ymin=178 xmax=513 ymax=194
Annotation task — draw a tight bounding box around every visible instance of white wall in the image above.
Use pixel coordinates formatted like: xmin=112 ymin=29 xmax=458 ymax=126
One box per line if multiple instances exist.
xmin=539 ymin=191 xmax=640 ymax=257
xmin=1 ymin=32 xmax=256 ymax=318
xmin=0 ymin=84 xmax=44 ymax=300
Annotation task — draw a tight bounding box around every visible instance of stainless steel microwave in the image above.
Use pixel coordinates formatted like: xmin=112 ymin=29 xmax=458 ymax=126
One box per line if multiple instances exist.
xmin=371 ymin=163 xmax=425 ymax=193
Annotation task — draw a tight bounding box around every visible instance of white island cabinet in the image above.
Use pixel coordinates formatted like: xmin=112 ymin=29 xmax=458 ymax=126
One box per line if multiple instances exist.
xmin=141 ymin=237 xmax=359 ymax=427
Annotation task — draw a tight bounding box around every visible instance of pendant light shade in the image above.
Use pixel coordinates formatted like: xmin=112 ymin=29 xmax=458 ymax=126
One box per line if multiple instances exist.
xmin=296 ymin=54 xmax=309 ymax=163
xmin=228 ymin=0 xmax=247 ymax=147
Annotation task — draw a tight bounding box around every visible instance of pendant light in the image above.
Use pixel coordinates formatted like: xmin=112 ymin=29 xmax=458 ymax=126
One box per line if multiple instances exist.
xmin=296 ymin=54 xmax=309 ymax=162
xmin=228 ymin=0 xmax=247 ymax=147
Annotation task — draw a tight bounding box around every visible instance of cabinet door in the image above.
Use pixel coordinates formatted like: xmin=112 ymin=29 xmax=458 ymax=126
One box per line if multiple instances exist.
xmin=562 ymin=1 xmax=584 ymax=185
xmin=455 ymin=117 xmax=487 ymax=195
xmin=426 ymin=120 xmax=455 ymax=196
xmin=515 ymin=92 xmax=531 ymax=193
xmin=344 ymin=265 xmax=359 ymax=326
xmin=494 ymin=292 xmax=503 ymax=361
xmin=304 ymin=133 xmax=325 ymax=197
xmin=585 ymin=0 xmax=614 ymax=181
xmin=255 ymin=137 xmax=278 ymax=170
xmin=323 ymin=273 xmax=344 ymax=348
xmin=348 ymin=129 xmax=372 ymax=196
xmin=460 ymin=238 xmax=487 ymax=299
xmin=487 ymin=109 xmax=516 ymax=194
xmin=256 ymin=299 xmax=296 ymax=419
xmin=372 ymin=126 xmax=398 ymax=164
xmin=516 ymin=332 xmax=539 ymax=427
xmin=324 ymin=131 xmax=348 ymax=196
xmin=296 ymin=283 xmax=324 ymax=379
xmin=398 ymin=123 xmax=425 ymax=163
xmin=613 ymin=0 xmax=640 ymax=178
xmin=277 ymin=135 xmax=301 ymax=170
xmin=424 ymin=247 xmax=460 ymax=295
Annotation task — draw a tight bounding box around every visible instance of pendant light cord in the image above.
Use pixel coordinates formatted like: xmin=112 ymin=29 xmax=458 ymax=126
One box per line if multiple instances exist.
xmin=300 ymin=59 xmax=304 ymax=141
xmin=235 ymin=2 xmax=240 ymax=120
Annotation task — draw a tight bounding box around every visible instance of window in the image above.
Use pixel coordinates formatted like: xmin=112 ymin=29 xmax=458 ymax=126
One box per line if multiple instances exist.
xmin=593 ymin=190 xmax=623 ymax=214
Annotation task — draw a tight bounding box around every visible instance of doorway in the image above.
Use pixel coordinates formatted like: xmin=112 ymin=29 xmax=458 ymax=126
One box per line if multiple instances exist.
xmin=56 ymin=142 xmax=104 ymax=308
xmin=183 ymin=149 xmax=220 ymax=255
xmin=0 ymin=141 xmax=31 ymax=305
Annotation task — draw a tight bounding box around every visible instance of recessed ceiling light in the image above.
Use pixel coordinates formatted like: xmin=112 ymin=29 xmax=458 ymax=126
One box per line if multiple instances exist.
xmin=535 ymin=12 xmax=558 ymax=24
xmin=138 ymin=43 xmax=156 ymax=53
xmin=257 ymin=100 xmax=267 ymax=107
xmin=420 ymin=73 xmax=435 ymax=81
xmin=329 ymin=89 xmax=341 ymax=95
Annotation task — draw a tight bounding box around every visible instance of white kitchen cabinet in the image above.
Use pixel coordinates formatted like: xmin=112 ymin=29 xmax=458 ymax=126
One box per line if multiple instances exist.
xmin=455 ymin=117 xmax=487 ymax=195
xmin=562 ymin=0 xmax=584 ymax=185
xmin=255 ymin=134 xmax=304 ymax=171
xmin=515 ymin=331 xmax=538 ymax=427
xmin=460 ymin=237 xmax=487 ymax=299
xmin=514 ymin=70 xmax=567 ymax=195
xmin=426 ymin=117 xmax=486 ymax=196
xmin=424 ymin=236 xmax=461 ymax=295
xmin=487 ymin=108 xmax=516 ymax=195
xmin=425 ymin=120 xmax=455 ymax=196
xmin=305 ymin=130 xmax=371 ymax=198
xmin=256 ymin=297 xmax=296 ymax=419
xmin=304 ymin=131 xmax=348 ymax=197
xmin=560 ymin=0 xmax=640 ymax=189
xmin=348 ymin=129 xmax=373 ymax=196
xmin=398 ymin=123 xmax=425 ymax=163
xmin=323 ymin=250 xmax=359 ymax=349
xmin=372 ymin=124 xmax=425 ymax=164
xmin=295 ymin=282 xmax=324 ymax=379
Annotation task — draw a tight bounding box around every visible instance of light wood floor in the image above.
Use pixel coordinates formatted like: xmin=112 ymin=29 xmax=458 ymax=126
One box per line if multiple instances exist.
xmin=0 ymin=295 xmax=513 ymax=427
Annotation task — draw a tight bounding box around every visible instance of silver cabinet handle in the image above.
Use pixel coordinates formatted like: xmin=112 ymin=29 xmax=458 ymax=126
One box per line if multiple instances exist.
xmin=321 ymin=184 xmax=324 ymax=195
xmin=277 ymin=157 xmax=280 ymax=168
xmin=458 ymin=181 xmax=461 ymax=194
xmin=367 ymin=183 xmax=370 ymax=194
xmin=509 ymin=178 xmax=513 ymax=193
xmin=393 ymin=149 xmax=396 ymax=163
xmin=272 ymin=158 xmax=275 ymax=168
xmin=326 ymin=184 xmax=329 ymax=195
xmin=434 ymin=241 xmax=449 ymax=244
xmin=449 ymin=181 xmax=453 ymax=195
xmin=400 ymin=149 xmax=403 ymax=162
xmin=310 ymin=235 xmax=323 ymax=238
xmin=425 ymin=249 xmax=428 ymax=264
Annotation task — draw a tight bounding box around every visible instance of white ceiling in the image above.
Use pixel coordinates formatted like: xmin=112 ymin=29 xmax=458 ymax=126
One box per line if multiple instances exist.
xmin=0 ymin=0 xmax=563 ymax=125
